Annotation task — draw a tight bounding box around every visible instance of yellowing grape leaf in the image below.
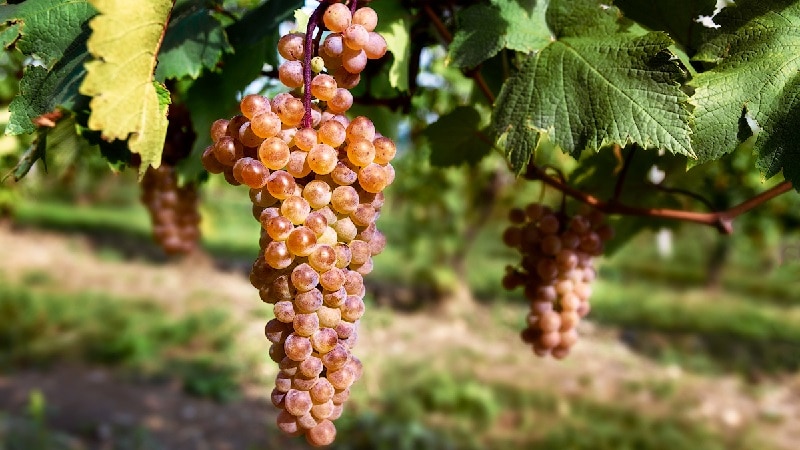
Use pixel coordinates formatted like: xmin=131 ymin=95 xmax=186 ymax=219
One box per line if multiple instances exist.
xmin=79 ymin=0 xmax=173 ymax=175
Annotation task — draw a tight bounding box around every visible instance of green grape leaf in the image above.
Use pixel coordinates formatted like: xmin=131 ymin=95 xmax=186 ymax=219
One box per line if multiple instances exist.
xmin=225 ymin=0 xmax=302 ymax=48
xmin=178 ymin=38 xmax=270 ymax=182
xmin=689 ymin=0 xmax=800 ymax=187
xmin=493 ymin=0 xmax=692 ymax=174
xmin=155 ymin=1 xmax=232 ymax=81
xmin=448 ymin=0 xmax=550 ymax=69
xmin=372 ymin=0 xmax=411 ymax=91
xmin=1 ymin=0 xmax=97 ymax=135
xmin=614 ymin=0 xmax=718 ymax=54
xmin=176 ymin=0 xmax=300 ymax=182
xmin=423 ymin=106 xmax=493 ymax=167
xmin=0 ymin=0 xmax=96 ymax=66
xmin=79 ymin=0 xmax=173 ymax=175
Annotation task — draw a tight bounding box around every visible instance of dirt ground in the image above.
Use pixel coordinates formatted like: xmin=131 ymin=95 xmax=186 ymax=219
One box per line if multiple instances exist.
xmin=1 ymin=224 xmax=800 ymax=449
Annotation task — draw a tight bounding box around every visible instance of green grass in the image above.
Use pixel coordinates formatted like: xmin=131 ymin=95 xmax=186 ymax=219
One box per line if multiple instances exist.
xmin=10 ymin=192 xmax=800 ymax=377
xmin=591 ymin=279 xmax=800 ymax=373
xmin=0 ymin=281 xmax=244 ymax=401
xmin=334 ymin=365 xmax=764 ymax=450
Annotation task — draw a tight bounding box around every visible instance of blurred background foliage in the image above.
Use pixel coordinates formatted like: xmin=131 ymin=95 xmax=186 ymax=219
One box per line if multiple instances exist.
xmin=1 ymin=0 xmax=799 ymax=449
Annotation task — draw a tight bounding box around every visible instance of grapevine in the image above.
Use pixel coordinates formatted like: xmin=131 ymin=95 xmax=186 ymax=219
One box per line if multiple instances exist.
xmin=200 ymin=1 xmax=391 ymax=445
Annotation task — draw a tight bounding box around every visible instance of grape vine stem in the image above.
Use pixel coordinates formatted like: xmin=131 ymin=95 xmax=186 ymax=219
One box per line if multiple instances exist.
xmin=302 ymin=0 xmax=333 ymax=129
xmin=421 ymin=4 xmax=495 ymax=104
xmin=525 ymin=163 xmax=794 ymax=234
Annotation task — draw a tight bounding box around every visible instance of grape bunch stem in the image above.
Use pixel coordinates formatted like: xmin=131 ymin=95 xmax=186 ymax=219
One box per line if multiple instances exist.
xmin=525 ymin=163 xmax=793 ymax=235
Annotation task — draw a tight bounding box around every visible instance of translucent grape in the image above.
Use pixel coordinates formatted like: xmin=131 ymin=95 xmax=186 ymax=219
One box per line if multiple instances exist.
xmin=327 ymin=88 xmax=354 ymax=114
xmin=343 ymin=24 xmax=369 ymax=50
xmin=318 ymin=120 xmax=347 ymax=147
xmin=287 ymin=226 xmax=317 ymax=257
xmin=352 ymin=7 xmax=378 ymax=31
xmin=279 ymin=61 xmax=304 ymax=88
xmin=310 ymin=74 xmax=337 ymax=102
xmin=364 ymin=32 xmax=387 ymax=59
xmin=323 ymin=3 xmax=351 ymax=33
xmin=241 ymin=94 xmax=271 ymax=119
xmin=278 ymin=32 xmax=305 ymax=61
xmin=307 ymin=144 xmax=339 ymax=175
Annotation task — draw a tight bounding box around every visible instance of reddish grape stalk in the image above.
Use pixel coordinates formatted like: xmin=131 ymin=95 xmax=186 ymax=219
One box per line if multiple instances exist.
xmin=502 ymin=204 xmax=613 ymax=359
xmin=200 ymin=1 xmax=392 ymax=446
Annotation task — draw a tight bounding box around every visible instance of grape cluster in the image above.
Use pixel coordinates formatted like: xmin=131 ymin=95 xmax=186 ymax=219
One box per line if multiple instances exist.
xmin=200 ymin=2 xmax=392 ymax=446
xmin=278 ymin=3 xmax=386 ymax=91
xmin=502 ymin=204 xmax=613 ymax=359
xmin=141 ymin=165 xmax=201 ymax=255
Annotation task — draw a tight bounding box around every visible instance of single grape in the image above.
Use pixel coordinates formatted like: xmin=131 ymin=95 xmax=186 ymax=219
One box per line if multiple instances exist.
xmin=241 ymin=94 xmax=271 ymax=120
xmin=357 ymin=163 xmax=388 ymax=193
xmin=331 ymin=161 xmax=358 ymax=186
xmin=264 ymin=241 xmax=294 ymax=269
xmin=310 ymin=327 xmax=339 ymax=353
xmin=346 ymin=139 xmax=375 ymax=167
xmin=322 ymin=33 xmax=344 ymax=57
xmin=279 ymin=60 xmax=304 ymax=88
xmin=293 ymin=312 xmax=320 ymax=337
xmin=311 ymin=56 xmax=326 ymax=73
xmin=285 ymin=334 xmax=314 ymax=361
xmin=293 ymin=128 xmax=318 ymax=152
xmin=285 ymin=389 xmax=314 ymax=416
xmin=364 ymin=32 xmax=387 ymax=59
xmin=303 ymin=181 xmax=333 ymax=210
xmin=318 ymin=120 xmax=347 ymax=147
xmin=278 ymin=32 xmax=305 ymax=61
xmin=341 ymin=47 xmax=367 ymax=74
xmin=295 ymin=289 xmax=323 ymax=313
xmin=306 ymin=419 xmax=337 ymax=447
xmin=323 ymin=3 xmax=351 ymax=33
xmin=326 ymin=88 xmax=354 ymax=114
xmin=287 ymin=226 xmax=317 ymax=257
xmin=310 ymin=74 xmax=337 ymax=102
xmin=307 ymin=144 xmax=339 ymax=175
xmin=292 ymin=263 xmax=321 ymax=292
xmin=343 ymin=24 xmax=369 ymax=50
xmin=251 ymin=111 xmax=283 ymax=139
xmin=210 ymin=119 xmax=229 ymax=142
xmin=352 ymin=7 xmax=378 ymax=31
xmin=259 ymin=137 xmax=292 ymax=170
xmin=201 ymin=145 xmax=226 ymax=174
xmin=286 ymin=151 xmax=313 ymax=179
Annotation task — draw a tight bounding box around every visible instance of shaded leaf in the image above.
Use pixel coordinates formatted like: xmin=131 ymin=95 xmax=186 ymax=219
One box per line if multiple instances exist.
xmin=423 ymin=106 xmax=492 ymax=167
xmin=614 ymin=0 xmax=718 ymax=54
xmin=448 ymin=0 xmax=551 ymax=69
xmin=689 ymin=0 xmax=800 ymax=187
xmin=225 ymin=0 xmax=302 ymax=48
xmin=155 ymin=1 xmax=232 ymax=81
